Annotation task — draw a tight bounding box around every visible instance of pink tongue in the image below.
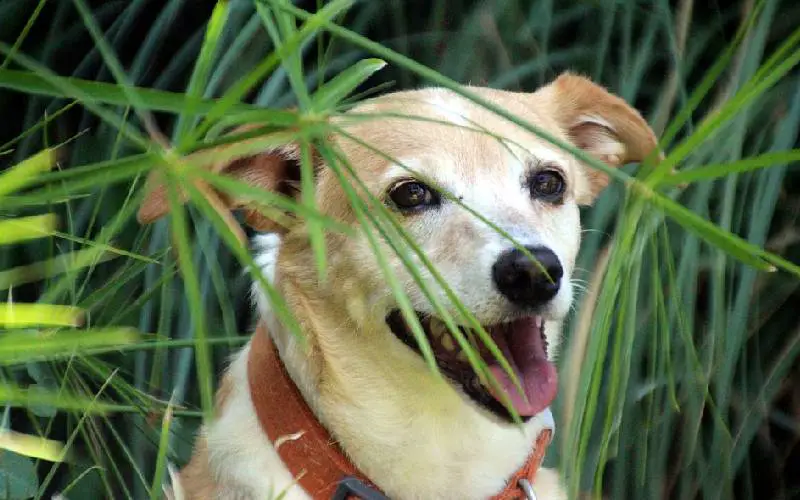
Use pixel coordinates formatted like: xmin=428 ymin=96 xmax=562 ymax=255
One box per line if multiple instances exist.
xmin=486 ymin=317 xmax=558 ymax=417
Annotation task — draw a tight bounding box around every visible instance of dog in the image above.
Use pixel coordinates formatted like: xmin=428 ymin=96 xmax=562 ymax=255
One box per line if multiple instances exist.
xmin=137 ymin=72 xmax=659 ymax=499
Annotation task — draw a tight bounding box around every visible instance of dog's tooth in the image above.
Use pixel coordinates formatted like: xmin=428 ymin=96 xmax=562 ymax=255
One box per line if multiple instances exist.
xmin=429 ymin=319 xmax=446 ymax=339
xmin=441 ymin=334 xmax=455 ymax=352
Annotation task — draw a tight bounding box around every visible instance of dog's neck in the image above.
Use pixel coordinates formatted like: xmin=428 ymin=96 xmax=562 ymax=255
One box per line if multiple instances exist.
xmin=252 ymin=234 xmax=555 ymax=499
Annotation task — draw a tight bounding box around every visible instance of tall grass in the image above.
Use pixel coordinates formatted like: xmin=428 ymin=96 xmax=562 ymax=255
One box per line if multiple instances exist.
xmin=0 ymin=0 xmax=798 ymax=499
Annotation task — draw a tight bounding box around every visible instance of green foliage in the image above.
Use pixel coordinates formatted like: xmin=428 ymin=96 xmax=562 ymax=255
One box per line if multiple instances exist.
xmin=0 ymin=0 xmax=797 ymax=499
xmin=0 ymin=450 xmax=39 ymax=500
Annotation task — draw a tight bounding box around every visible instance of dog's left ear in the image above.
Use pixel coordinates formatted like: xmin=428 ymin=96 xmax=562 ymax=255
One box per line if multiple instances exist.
xmin=534 ymin=72 xmax=662 ymax=204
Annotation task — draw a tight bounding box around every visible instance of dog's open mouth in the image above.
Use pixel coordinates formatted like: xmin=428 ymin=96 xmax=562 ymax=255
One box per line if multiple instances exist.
xmin=386 ymin=310 xmax=558 ymax=421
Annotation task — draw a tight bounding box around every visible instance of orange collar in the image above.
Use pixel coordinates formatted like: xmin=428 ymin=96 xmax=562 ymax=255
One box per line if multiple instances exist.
xmin=248 ymin=323 xmax=552 ymax=500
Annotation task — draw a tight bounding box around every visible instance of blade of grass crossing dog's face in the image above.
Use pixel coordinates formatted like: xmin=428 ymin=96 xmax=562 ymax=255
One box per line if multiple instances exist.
xmin=326 ymin=160 xmax=529 ymax=423
xmin=328 ymin=124 xmax=540 ymax=411
xmin=317 ymin=140 xmax=526 ymax=423
xmin=312 ymin=142 xmax=441 ymax=377
xmin=330 ymin=117 xmax=554 ymax=280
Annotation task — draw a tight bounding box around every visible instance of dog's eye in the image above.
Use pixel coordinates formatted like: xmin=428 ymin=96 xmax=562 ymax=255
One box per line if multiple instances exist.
xmin=388 ymin=180 xmax=439 ymax=211
xmin=529 ymin=170 xmax=565 ymax=202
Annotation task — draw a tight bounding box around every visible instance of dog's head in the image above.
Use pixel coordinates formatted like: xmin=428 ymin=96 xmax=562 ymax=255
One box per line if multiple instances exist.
xmin=139 ymin=72 xmax=658 ymax=422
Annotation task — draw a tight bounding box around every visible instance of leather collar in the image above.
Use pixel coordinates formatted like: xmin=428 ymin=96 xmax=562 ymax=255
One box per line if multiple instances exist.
xmin=247 ymin=322 xmax=552 ymax=499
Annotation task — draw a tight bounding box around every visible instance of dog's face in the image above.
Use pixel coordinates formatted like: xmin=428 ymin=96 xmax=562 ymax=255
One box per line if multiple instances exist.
xmin=139 ymin=72 xmax=658 ymax=422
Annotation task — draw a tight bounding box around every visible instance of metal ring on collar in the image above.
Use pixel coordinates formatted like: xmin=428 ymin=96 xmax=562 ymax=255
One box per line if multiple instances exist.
xmin=518 ymin=478 xmax=537 ymax=500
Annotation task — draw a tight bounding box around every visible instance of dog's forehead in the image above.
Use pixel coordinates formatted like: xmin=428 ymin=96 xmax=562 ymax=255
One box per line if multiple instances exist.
xmin=330 ymin=87 xmax=575 ymax=183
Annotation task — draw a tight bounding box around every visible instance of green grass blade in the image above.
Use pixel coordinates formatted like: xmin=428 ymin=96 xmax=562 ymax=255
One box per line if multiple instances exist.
xmin=0 ymin=304 xmax=82 ymax=328
xmin=0 ymin=328 xmax=138 ymax=363
xmin=311 ymin=58 xmax=386 ymax=110
xmin=0 ymin=215 xmax=58 ymax=246
xmin=174 ymin=0 xmax=231 ymax=146
xmin=0 ymin=148 xmax=55 ymax=198
xmin=149 ymin=397 xmax=174 ymax=500
xmin=665 ymin=149 xmax=800 ymax=185
xmin=163 ymin=175 xmax=215 ymax=421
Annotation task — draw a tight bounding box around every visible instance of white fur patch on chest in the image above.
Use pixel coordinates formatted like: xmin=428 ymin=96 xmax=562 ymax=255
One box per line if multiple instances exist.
xmin=204 ymin=346 xmax=311 ymax=499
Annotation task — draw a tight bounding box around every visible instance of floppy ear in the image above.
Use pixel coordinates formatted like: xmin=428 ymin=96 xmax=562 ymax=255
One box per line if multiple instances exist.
xmin=535 ymin=72 xmax=662 ymax=203
xmin=136 ymin=127 xmax=303 ymax=234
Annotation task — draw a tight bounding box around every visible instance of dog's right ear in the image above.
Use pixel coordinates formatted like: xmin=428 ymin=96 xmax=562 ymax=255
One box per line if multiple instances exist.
xmin=137 ymin=130 xmax=303 ymax=234
xmin=533 ymin=72 xmax=662 ymax=204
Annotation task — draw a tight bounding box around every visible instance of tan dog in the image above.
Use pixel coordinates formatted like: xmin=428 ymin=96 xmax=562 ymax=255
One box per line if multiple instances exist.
xmin=139 ymin=72 xmax=658 ymax=500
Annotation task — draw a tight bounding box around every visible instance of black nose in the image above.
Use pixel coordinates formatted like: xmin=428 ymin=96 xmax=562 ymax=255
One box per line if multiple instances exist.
xmin=492 ymin=246 xmax=563 ymax=306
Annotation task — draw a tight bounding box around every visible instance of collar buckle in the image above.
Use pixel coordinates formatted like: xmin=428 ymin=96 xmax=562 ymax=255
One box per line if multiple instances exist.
xmin=331 ymin=476 xmax=391 ymax=500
